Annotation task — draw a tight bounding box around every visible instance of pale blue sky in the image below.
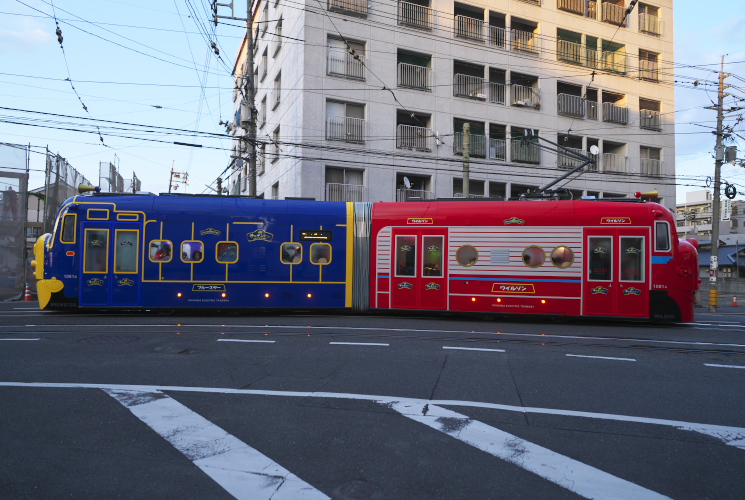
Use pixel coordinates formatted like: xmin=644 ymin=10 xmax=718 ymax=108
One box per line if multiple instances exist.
xmin=0 ymin=0 xmax=743 ymax=202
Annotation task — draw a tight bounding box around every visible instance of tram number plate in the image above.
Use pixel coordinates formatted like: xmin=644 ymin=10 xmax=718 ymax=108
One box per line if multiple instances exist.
xmin=192 ymin=284 xmax=226 ymax=292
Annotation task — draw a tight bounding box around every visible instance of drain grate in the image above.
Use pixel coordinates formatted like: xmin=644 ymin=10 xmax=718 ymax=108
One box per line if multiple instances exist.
xmin=76 ymin=334 xmax=141 ymax=345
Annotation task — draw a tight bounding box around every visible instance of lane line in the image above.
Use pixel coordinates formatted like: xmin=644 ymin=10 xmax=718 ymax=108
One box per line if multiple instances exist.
xmin=567 ymin=354 xmax=636 ymax=362
xmin=4 ymin=382 xmax=745 ymax=451
xmin=106 ymin=389 xmax=329 ymax=500
xmin=217 ymin=339 xmax=276 ymax=343
xmin=389 ymin=402 xmax=670 ymax=500
xmin=0 ymin=338 xmax=40 ymax=341
xmin=443 ymin=346 xmax=505 ymax=353
xmin=329 ymin=342 xmax=389 ymax=346
xmin=704 ymin=363 xmax=745 ymax=369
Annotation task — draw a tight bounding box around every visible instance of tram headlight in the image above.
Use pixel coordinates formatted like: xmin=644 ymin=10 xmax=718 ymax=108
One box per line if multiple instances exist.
xmin=177 ymin=292 xmax=182 ymax=297
xmin=265 ymin=293 xmax=270 ymax=298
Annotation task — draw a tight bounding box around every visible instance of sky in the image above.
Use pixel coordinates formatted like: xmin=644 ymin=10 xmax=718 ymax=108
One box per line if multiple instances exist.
xmin=0 ymin=0 xmax=744 ymax=202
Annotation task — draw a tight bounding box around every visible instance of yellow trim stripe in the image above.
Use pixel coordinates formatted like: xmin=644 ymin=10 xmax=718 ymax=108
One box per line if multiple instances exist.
xmin=346 ymin=202 xmax=354 ymax=308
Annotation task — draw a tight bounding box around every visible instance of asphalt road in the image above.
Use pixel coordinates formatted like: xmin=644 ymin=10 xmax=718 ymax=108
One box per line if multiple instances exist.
xmin=1 ymin=302 xmax=744 ymax=499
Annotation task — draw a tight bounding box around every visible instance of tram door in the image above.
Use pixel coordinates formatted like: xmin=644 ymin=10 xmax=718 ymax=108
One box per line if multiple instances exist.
xmin=583 ymin=228 xmax=649 ymax=318
xmin=80 ymin=223 xmax=141 ymax=306
xmin=390 ymin=228 xmax=448 ymax=310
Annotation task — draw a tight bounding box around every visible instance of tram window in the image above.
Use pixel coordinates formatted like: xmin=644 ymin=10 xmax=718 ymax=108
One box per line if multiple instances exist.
xmin=310 ymin=243 xmax=331 ymax=264
xmin=455 ymin=245 xmax=478 ymax=267
xmin=281 ymin=243 xmax=302 ymax=264
xmin=422 ymin=236 xmax=443 ymax=277
xmin=60 ymin=214 xmax=76 ymax=243
xmin=216 ymin=242 xmax=239 ymax=264
xmin=589 ymin=237 xmax=612 ymax=280
xmin=655 ymin=221 xmax=671 ymax=252
xmin=150 ymin=240 xmax=173 ymax=262
xmin=522 ymin=246 xmax=545 ymax=268
xmin=551 ymin=246 xmax=574 ymax=269
xmin=395 ymin=236 xmax=417 ymax=276
xmin=620 ymin=237 xmax=644 ymax=282
xmin=181 ymin=241 xmax=204 ymax=263
xmin=115 ymin=230 xmax=139 ymax=273
xmin=84 ymin=229 xmax=108 ymax=273
xmin=87 ymin=209 xmax=109 ymax=220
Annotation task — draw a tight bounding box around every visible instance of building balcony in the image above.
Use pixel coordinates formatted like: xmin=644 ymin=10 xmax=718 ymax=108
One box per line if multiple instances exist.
xmin=558 ymin=147 xmax=598 ymax=170
xmin=326 ymin=115 xmax=366 ymax=143
xmin=557 ymin=0 xmax=584 ymax=15
xmin=511 ymin=28 xmax=537 ymax=54
xmin=511 ymin=84 xmax=540 ymax=109
xmin=397 ymin=188 xmax=433 ymax=201
xmin=603 ymin=152 xmax=628 ymax=173
xmin=453 ymin=132 xmax=487 ymax=158
xmin=557 ymin=93 xmax=585 ymax=117
xmin=601 ymin=1 xmax=626 ymax=26
xmin=454 ymin=15 xmax=484 ymax=42
xmin=396 ymin=124 xmax=432 ymax=152
xmin=640 ymin=109 xmax=661 ymax=131
xmin=639 ymin=59 xmax=659 ymax=81
xmin=601 ymin=50 xmax=626 ymax=74
xmin=511 ymin=140 xmax=541 ymax=164
xmin=602 ymin=102 xmax=629 ymax=124
xmin=489 ymin=26 xmax=506 ymax=49
xmin=328 ymin=0 xmax=368 ymax=17
xmin=639 ymin=13 xmax=663 ymax=36
xmin=327 ymin=48 xmax=365 ymax=80
xmin=326 ymin=183 xmax=367 ymax=202
xmin=488 ymin=82 xmax=506 ymax=104
xmin=587 ymin=101 xmax=598 ymax=120
xmin=557 ymin=40 xmax=583 ymax=65
xmin=453 ymin=74 xmax=486 ymax=100
xmin=489 ymin=138 xmax=506 ymax=161
xmin=641 ymin=158 xmax=663 ymax=177
xmin=398 ymin=62 xmax=431 ymax=91
xmin=397 ymin=1 xmax=433 ymax=30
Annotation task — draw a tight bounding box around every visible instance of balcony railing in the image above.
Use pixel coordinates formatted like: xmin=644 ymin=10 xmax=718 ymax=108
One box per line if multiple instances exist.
xmin=587 ymin=0 xmax=597 ymax=18
xmin=511 ymin=140 xmax=541 ymax=163
xmin=328 ymin=0 xmax=368 ymax=17
xmin=558 ymin=40 xmax=583 ymax=65
xmin=397 ymin=188 xmax=433 ymax=202
xmin=557 ymin=93 xmax=585 ymax=117
xmin=396 ymin=124 xmax=432 ymax=152
xmin=602 ymin=102 xmax=629 ymax=124
xmin=453 ymin=132 xmax=487 ymax=158
xmin=602 ymin=50 xmax=626 ymax=73
xmin=639 ymin=59 xmax=659 ymax=81
xmin=488 ymin=82 xmax=506 ymax=104
xmin=557 ymin=0 xmax=584 ymax=14
xmin=511 ymin=29 xmax=537 ymax=53
xmin=272 ymin=89 xmax=281 ymax=110
xmin=258 ymin=152 xmax=266 ymax=175
xmin=511 ymin=84 xmax=540 ymax=109
xmin=398 ymin=62 xmax=431 ymax=91
xmin=453 ymin=192 xmax=486 ymax=198
xmin=557 ymin=147 xmax=597 ymax=170
xmin=327 ymin=48 xmax=365 ymax=80
xmin=398 ymin=1 xmax=433 ymax=30
xmin=587 ymin=101 xmax=598 ymax=120
xmin=641 ymin=158 xmax=662 ymax=177
xmin=601 ymin=1 xmax=626 ymax=26
xmin=640 ymin=109 xmax=661 ymax=131
xmin=259 ymin=61 xmax=267 ymax=82
xmin=603 ymin=153 xmax=627 ymax=173
xmin=489 ymin=138 xmax=506 ymax=160
xmin=489 ymin=26 xmax=506 ymax=48
xmin=326 ymin=183 xmax=367 ymax=202
xmin=585 ymin=47 xmax=601 ymax=69
xmin=639 ymin=13 xmax=663 ymax=36
xmin=453 ymin=74 xmax=486 ymax=100
xmin=455 ymin=15 xmax=484 ymax=42
xmin=326 ymin=115 xmax=366 ymax=143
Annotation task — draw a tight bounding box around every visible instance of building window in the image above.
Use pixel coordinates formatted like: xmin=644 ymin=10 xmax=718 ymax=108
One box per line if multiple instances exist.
xmin=453 ymin=119 xmax=486 ymax=158
xmin=271 ymin=126 xmax=280 ymax=163
xmin=640 ymin=98 xmax=661 ymax=131
xmin=273 ymin=18 xmax=282 ymax=55
xmin=272 ymin=73 xmax=281 ymax=109
xmin=325 ymin=101 xmax=365 ymax=143
xmin=639 ymin=49 xmax=660 ymax=81
xmin=325 ymin=166 xmax=365 ymax=201
xmin=327 ymin=37 xmax=365 ymax=80
xmin=328 ymin=0 xmax=368 ymax=17
xmin=396 ymin=111 xmax=432 ymax=152
xmin=641 ymin=146 xmax=662 ymax=177
xmin=398 ymin=0 xmax=433 ymax=30
xmin=271 ymin=182 xmax=279 ymax=199
xmin=639 ymin=3 xmax=663 ymax=36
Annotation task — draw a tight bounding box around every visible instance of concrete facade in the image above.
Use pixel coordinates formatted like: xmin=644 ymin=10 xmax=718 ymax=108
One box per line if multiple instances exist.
xmin=228 ymin=0 xmax=675 ymax=207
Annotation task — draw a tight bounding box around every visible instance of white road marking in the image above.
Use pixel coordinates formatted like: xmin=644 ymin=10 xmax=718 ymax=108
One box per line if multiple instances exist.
xmin=329 ymin=342 xmax=389 ymax=346
xmin=389 ymin=402 xmax=670 ymax=500
xmin=217 ymin=339 xmax=276 ymax=343
xmin=704 ymin=363 xmax=745 ymax=369
xmin=12 ymin=308 xmax=39 ymax=310
xmin=567 ymin=354 xmax=636 ymax=362
xmin=106 ymin=389 xmax=329 ymax=500
xmin=0 ymin=338 xmax=40 ymax=341
xmin=4 ymin=382 xmax=745 ymax=451
xmin=443 ymin=346 xmax=505 ymax=352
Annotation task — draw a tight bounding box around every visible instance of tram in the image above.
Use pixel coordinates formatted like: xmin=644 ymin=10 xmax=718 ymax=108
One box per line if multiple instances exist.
xmin=32 ymin=190 xmax=699 ymax=322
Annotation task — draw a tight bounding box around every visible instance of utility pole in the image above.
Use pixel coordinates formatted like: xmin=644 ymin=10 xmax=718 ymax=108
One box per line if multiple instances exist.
xmin=707 ymin=55 xmax=732 ymax=313
xmin=169 ymin=166 xmax=189 ymax=193
xmin=214 ymin=1 xmax=257 ymax=196
xmin=463 ymin=123 xmax=470 ymax=198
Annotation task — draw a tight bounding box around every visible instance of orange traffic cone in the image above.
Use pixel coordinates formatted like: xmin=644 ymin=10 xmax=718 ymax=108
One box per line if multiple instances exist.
xmin=733 ymin=295 xmax=739 ymax=307
xmin=24 ymin=283 xmax=32 ymax=301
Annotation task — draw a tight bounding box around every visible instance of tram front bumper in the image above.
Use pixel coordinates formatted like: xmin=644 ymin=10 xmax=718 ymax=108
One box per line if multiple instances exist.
xmin=37 ymin=278 xmax=64 ymax=310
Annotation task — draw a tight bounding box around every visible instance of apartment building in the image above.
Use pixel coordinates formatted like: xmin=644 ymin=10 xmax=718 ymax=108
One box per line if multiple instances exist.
xmin=228 ymin=0 xmax=674 ymax=206
xmin=676 ymin=190 xmax=745 ymax=240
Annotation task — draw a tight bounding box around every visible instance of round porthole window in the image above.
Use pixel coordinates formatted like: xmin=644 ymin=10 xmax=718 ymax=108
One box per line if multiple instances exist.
xmin=456 ymin=245 xmax=479 ymax=267
xmin=522 ymin=246 xmax=545 ymax=268
xmin=551 ymin=246 xmax=574 ymax=269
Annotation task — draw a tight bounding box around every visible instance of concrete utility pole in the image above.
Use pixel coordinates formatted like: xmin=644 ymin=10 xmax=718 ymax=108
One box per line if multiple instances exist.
xmin=213 ymin=1 xmax=257 ymax=196
xmin=707 ymin=55 xmax=732 ymax=313
xmin=462 ymin=123 xmax=470 ymax=198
